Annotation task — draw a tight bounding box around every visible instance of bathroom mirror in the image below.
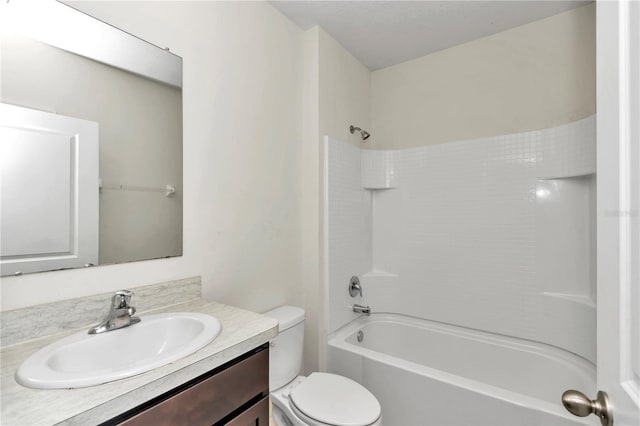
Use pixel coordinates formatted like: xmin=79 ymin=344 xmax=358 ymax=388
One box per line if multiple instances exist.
xmin=0 ymin=1 xmax=183 ymax=276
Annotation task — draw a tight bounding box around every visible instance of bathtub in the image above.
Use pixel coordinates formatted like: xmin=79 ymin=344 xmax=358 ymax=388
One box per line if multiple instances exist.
xmin=327 ymin=314 xmax=595 ymax=426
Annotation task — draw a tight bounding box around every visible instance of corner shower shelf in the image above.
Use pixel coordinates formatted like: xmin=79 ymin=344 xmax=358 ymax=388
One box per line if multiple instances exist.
xmin=543 ymin=292 xmax=596 ymax=308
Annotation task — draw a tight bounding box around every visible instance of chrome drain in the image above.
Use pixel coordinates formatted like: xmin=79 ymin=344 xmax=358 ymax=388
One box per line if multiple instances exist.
xmin=357 ymin=330 xmax=364 ymax=342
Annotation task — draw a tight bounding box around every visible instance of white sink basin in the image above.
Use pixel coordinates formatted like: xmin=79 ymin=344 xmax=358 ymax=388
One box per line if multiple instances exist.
xmin=16 ymin=312 xmax=222 ymax=389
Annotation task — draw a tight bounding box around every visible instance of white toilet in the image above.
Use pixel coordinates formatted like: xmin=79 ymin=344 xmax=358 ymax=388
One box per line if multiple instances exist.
xmin=264 ymin=306 xmax=382 ymax=426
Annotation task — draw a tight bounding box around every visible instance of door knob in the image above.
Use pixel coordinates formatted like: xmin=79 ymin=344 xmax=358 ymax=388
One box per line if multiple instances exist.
xmin=562 ymin=390 xmax=613 ymax=426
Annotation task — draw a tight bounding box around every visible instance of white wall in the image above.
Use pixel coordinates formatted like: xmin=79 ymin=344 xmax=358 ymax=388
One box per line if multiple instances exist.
xmin=318 ymin=28 xmax=372 ymax=149
xmin=300 ymin=27 xmax=322 ymax=374
xmin=300 ymin=26 xmax=372 ymax=372
xmin=1 ymin=2 xmax=305 ymax=321
xmin=371 ymin=3 xmax=596 ymax=149
xmin=317 ymin=27 xmax=372 ymax=370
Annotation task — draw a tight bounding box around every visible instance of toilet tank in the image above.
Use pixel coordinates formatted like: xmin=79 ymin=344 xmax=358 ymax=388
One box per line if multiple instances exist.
xmin=263 ymin=305 xmax=305 ymax=391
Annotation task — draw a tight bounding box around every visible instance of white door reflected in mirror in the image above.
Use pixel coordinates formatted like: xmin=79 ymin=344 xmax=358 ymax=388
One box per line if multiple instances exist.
xmin=0 ymin=0 xmax=183 ymax=275
xmin=0 ymin=103 xmax=99 ymax=276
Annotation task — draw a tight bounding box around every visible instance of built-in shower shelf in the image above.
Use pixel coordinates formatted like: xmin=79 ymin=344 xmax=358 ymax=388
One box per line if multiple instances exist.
xmin=362 ymin=271 xmax=399 ymax=287
xmin=537 ymin=172 xmax=596 ymax=180
xmin=363 ymin=271 xmax=398 ymax=278
xmin=364 ymin=186 xmax=398 ymax=191
xmin=543 ymin=292 xmax=595 ymax=308
xmin=535 ymin=173 xmax=596 ymax=312
xmin=361 ymin=150 xmax=398 ymax=189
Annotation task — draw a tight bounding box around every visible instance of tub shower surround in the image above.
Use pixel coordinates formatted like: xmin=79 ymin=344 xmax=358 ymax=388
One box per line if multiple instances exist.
xmin=324 ymin=115 xmax=596 ymax=362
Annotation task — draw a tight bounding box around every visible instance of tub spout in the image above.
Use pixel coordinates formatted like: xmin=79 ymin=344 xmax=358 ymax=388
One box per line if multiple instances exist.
xmin=353 ymin=304 xmax=371 ymax=315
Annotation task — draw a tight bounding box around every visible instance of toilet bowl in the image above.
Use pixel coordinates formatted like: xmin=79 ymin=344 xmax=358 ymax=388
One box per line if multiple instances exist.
xmin=264 ymin=306 xmax=381 ymax=426
xmin=270 ymin=373 xmax=382 ymax=426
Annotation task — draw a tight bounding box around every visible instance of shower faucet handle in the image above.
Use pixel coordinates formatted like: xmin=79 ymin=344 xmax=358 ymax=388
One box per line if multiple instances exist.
xmin=349 ymin=276 xmax=362 ymax=297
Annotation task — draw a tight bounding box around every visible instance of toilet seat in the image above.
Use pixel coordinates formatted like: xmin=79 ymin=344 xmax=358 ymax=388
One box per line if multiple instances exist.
xmin=288 ymin=373 xmax=381 ymax=426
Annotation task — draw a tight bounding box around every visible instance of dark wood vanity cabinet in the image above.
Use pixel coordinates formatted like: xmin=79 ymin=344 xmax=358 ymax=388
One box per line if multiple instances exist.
xmin=103 ymin=344 xmax=269 ymax=426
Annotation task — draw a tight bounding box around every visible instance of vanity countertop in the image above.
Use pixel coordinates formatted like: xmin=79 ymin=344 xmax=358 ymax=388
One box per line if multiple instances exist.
xmin=0 ymin=299 xmax=278 ymax=426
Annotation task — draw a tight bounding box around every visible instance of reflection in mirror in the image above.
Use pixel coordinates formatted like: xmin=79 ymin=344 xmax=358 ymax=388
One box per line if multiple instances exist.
xmin=0 ymin=1 xmax=183 ymax=276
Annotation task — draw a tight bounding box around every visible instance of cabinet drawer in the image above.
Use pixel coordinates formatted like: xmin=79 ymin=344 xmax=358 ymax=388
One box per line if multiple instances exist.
xmin=118 ymin=348 xmax=268 ymax=426
xmin=225 ymin=396 xmax=269 ymax=426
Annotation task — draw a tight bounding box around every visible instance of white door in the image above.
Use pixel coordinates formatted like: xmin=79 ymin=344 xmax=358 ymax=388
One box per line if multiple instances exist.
xmin=592 ymin=1 xmax=640 ymax=426
xmin=0 ymin=103 xmax=99 ymax=275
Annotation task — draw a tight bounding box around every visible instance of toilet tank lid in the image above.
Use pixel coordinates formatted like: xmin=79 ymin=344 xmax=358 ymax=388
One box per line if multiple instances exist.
xmin=263 ymin=306 xmax=305 ymax=332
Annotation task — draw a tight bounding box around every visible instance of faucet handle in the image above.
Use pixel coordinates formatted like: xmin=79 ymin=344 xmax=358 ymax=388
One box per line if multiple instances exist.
xmin=349 ymin=276 xmax=362 ymax=297
xmin=112 ymin=290 xmax=134 ymax=308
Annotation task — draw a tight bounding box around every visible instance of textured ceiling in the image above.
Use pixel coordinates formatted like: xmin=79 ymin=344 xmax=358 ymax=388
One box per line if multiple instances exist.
xmin=270 ymin=1 xmax=591 ymax=70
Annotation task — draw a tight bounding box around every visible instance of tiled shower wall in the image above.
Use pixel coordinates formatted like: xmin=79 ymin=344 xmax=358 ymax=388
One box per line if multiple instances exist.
xmin=325 ymin=116 xmax=596 ymax=362
xmin=325 ymin=139 xmax=372 ymax=332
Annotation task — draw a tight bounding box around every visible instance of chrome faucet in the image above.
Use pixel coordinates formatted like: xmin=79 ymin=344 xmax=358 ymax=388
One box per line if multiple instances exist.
xmin=88 ymin=290 xmax=141 ymax=334
xmin=349 ymin=276 xmax=362 ymax=297
xmin=353 ymin=304 xmax=371 ymax=315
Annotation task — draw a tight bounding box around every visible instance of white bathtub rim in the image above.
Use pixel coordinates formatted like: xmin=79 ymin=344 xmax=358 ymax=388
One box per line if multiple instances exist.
xmin=333 ymin=313 xmax=595 ymax=371
xmin=329 ymin=312 xmax=596 ymax=391
xmin=327 ymin=313 xmax=593 ymax=425
xmin=336 ymin=312 xmax=596 ymax=366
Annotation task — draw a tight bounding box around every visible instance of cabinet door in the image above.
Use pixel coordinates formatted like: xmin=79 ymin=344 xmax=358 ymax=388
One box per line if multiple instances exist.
xmin=117 ymin=349 xmax=268 ymax=426
xmin=225 ymin=397 xmax=269 ymax=426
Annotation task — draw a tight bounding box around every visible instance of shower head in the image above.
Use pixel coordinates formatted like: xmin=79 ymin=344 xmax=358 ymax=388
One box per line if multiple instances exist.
xmin=350 ymin=125 xmax=371 ymax=141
